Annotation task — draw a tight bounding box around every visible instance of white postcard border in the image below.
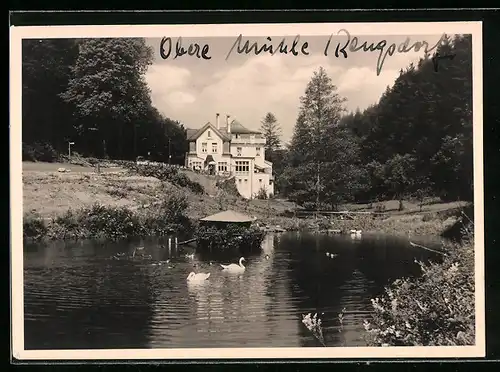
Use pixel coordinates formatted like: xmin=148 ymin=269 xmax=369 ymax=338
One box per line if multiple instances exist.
xmin=10 ymin=20 xmax=485 ymax=361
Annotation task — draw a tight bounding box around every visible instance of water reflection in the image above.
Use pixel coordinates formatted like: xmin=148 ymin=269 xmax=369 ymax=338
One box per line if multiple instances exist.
xmin=24 ymin=231 xmax=440 ymax=349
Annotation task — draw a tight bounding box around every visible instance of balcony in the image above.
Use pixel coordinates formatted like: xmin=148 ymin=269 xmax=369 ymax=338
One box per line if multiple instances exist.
xmin=230 ymin=137 xmax=266 ymax=145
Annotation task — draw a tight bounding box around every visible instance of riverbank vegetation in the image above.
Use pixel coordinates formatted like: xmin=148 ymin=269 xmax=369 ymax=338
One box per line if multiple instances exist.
xmin=23 ymin=191 xmax=192 ymax=242
xmin=364 ymin=220 xmax=475 ymax=346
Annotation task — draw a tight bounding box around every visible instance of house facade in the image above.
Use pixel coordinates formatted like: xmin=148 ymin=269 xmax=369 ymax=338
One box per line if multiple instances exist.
xmin=185 ymin=113 xmax=274 ymax=199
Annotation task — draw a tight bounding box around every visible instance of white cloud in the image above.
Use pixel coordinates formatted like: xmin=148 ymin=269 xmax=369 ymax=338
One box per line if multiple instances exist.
xmin=337 ymin=66 xmax=399 ymax=111
xmin=167 ymin=91 xmax=196 ymax=106
xmin=145 ymin=64 xmax=194 ymax=112
xmin=145 ymin=50 xmax=423 ymax=141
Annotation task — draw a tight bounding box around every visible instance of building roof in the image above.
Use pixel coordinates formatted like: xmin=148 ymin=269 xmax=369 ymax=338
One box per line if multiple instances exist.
xmin=220 ymin=120 xmax=262 ymax=135
xmin=186 ymin=128 xmax=198 ymax=138
xmin=200 ymin=210 xmax=256 ymax=223
xmin=186 ymin=122 xmax=231 ymax=141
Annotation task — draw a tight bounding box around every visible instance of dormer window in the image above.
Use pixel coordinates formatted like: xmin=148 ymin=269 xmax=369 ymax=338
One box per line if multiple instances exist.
xmin=207 ymin=130 xmax=211 ymax=138
xmin=237 ymin=147 xmax=242 ymax=156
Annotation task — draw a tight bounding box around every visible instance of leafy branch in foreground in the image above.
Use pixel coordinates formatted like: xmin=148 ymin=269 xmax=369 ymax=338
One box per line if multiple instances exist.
xmin=363 ymin=223 xmax=475 ymax=346
xmin=302 ymin=313 xmax=326 ymax=346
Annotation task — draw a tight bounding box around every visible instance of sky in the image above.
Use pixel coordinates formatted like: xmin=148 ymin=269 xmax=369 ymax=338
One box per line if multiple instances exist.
xmin=145 ymin=33 xmax=445 ymax=143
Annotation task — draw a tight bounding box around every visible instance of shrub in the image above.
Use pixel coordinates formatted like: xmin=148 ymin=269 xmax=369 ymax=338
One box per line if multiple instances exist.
xmin=78 ymin=204 xmax=143 ymax=240
xmin=216 ymin=177 xmax=241 ymax=197
xmin=125 ymin=163 xmax=205 ymax=194
xmin=23 ymin=212 xmax=48 ymax=240
xmin=255 ymin=187 xmax=268 ymax=200
xmin=42 ymin=192 xmax=192 ymax=241
xmin=22 ymin=142 xmax=59 ymax=162
xmin=363 ymin=228 xmax=475 ymax=346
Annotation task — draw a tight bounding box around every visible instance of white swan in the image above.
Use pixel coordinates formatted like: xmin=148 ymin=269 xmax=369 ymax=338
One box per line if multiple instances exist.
xmin=350 ymin=229 xmax=362 ymax=239
xmin=187 ymin=272 xmax=211 ymax=283
xmin=221 ymin=257 xmax=246 ymax=273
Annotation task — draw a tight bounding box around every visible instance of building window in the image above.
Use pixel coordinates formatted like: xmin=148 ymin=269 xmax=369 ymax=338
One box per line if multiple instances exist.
xmin=256 ymin=147 xmax=261 ymax=157
xmin=269 ymin=180 xmax=273 ymax=186
xmin=207 ymin=130 xmax=211 ymax=138
xmin=244 ymin=179 xmax=248 ymax=182
xmin=235 ymin=134 xmax=240 ymax=139
xmin=259 ymin=178 xmax=262 ymax=183
xmin=237 ymin=147 xmax=242 ymax=156
xmin=212 ymin=143 xmax=218 ymax=153
xmin=218 ymin=162 xmax=228 ymax=172
xmin=201 ymin=142 xmax=207 ymax=153
xmin=238 ymin=179 xmax=242 ymax=183
xmin=235 ymin=160 xmax=249 ymax=174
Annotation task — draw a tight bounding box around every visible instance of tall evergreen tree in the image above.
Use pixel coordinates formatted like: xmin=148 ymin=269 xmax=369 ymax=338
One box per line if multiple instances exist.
xmin=284 ymin=67 xmax=352 ymax=209
xmin=260 ymin=112 xmax=282 ymax=155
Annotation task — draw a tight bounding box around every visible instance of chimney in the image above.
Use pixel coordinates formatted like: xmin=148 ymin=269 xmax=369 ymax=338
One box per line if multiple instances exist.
xmin=216 ymin=113 xmax=220 ymax=129
xmin=226 ymin=114 xmax=231 ymax=133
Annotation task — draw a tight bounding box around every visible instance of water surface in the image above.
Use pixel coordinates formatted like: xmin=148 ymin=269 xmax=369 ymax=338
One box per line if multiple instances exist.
xmin=23 ymin=232 xmax=441 ymax=349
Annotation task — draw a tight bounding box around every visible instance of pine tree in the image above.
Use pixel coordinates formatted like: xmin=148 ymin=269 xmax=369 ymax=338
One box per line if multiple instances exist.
xmin=260 ymin=112 xmax=282 ymax=154
xmin=284 ymin=67 xmax=348 ymax=210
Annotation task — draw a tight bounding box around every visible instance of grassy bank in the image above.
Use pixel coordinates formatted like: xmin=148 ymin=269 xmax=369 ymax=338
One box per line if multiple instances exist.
xmin=23 ymin=191 xmax=193 ymax=242
xmin=22 ymin=161 xmax=469 ymax=241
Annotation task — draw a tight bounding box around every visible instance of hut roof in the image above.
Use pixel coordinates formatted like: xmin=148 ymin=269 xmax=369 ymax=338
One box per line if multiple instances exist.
xmin=200 ymin=210 xmax=255 ymax=223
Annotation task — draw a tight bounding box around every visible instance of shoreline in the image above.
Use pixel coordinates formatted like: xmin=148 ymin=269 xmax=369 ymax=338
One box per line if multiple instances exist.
xmin=22 ymin=161 xmax=467 ymax=244
xmin=23 ymin=203 xmax=461 ymax=244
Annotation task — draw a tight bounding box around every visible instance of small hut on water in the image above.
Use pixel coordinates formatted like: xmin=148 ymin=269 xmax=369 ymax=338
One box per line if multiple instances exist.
xmin=200 ymin=210 xmax=256 ymax=229
xmin=195 ymin=210 xmax=263 ymax=253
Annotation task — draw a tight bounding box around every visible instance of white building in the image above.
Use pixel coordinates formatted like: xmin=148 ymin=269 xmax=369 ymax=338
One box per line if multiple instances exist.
xmin=185 ymin=113 xmax=274 ymax=199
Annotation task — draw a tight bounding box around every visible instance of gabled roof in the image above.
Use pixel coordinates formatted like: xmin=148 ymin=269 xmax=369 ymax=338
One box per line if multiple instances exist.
xmin=186 ymin=122 xmax=231 ymax=141
xmin=186 ymin=128 xmax=198 ymax=138
xmin=220 ymin=120 xmax=262 ymax=135
xmin=200 ymin=210 xmax=256 ymax=223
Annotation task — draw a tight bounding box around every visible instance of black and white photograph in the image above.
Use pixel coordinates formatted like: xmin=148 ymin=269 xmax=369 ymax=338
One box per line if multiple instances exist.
xmin=10 ymin=21 xmax=484 ymax=360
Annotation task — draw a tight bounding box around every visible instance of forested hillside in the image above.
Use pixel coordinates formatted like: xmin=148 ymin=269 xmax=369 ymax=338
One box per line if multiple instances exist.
xmin=280 ymin=34 xmax=473 ymax=208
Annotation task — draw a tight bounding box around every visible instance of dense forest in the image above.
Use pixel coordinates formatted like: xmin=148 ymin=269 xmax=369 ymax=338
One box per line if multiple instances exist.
xmin=279 ymin=34 xmax=473 ymax=208
xmin=22 ymin=38 xmax=187 ymax=164
xmin=21 ymin=34 xmax=473 ymax=207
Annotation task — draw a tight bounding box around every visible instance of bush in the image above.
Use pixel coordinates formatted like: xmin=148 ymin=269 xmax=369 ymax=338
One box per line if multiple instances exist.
xmin=22 ymin=142 xmax=59 ymax=162
xmin=23 ymin=212 xmax=48 ymax=240
xmin=216 ymin=177 xmax=241 ymax=197
xmin=125 ymin=163 xmax=205 ymax=194
xmin=255 ymin=187 xmax=268 ymax=200
xmin=33 ymin=193 xmax=192 ymax=241
xmin=363 ymin=228 xmax=475 ymax=346
xmin=195 ymin=224 xmax=265 ymax=252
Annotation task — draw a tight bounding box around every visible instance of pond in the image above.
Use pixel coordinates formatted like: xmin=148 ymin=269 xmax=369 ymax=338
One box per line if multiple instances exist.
xmin=23 ymin=231 xmax=442 ymax=349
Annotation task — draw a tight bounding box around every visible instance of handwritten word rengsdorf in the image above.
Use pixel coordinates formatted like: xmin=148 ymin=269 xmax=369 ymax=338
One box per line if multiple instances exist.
xmin=324 ymin=29 xmax=448 ymax=76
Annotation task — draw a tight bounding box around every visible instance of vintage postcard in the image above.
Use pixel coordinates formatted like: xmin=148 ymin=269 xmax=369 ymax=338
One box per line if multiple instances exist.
xmin=10 ymin=21 xmax=484 ymax=361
